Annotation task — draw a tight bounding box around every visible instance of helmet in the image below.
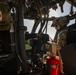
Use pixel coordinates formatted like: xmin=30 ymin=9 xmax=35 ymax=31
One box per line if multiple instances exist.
xmin=51 ymin=16 xmax=69 ymax=27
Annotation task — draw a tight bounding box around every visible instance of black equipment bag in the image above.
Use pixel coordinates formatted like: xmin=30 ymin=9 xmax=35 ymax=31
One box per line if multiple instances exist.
xmin=0 ymin=30 xmax=11 ymax=54
xmin=66 ymin=24 xmax=76 ymax=45
xmin=60 ymin=43 xmax=76 ymax=75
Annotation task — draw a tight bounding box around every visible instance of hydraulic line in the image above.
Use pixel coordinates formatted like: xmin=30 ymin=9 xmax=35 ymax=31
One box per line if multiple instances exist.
xmin=31 ymin=19 xmax=41 ymax=33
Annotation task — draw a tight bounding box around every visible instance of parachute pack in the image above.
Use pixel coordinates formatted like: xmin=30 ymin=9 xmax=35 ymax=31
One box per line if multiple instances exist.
xmin=0 ymin=1 xmax=11 ymax=31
